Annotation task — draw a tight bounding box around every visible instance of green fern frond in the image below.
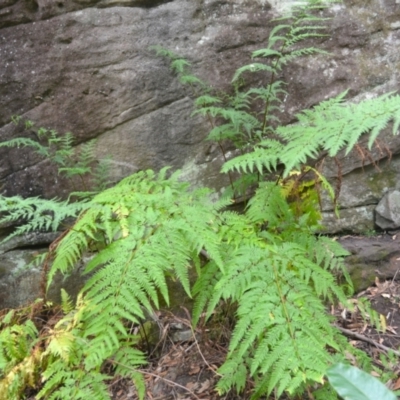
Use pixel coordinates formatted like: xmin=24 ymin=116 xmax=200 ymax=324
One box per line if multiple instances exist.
xmin=224 ymin=92 xmax=400 ymax=177
xmin=232 ymin=63 xmax=277 ymax=82
xmin=246 ymin=182 xmax=293 ymax=227
xmin=77 ymin=139 xmax=96 ymax=168
xmin=48 ymin=168 xmax=224 ymax=381
xmin=179 ymin=74 xmax=205 ymax=86
xmin=38 ymin=358 xmax=110 ymax=400
xmin=214 ymin=244 xmax=344 ymax=398
xmin=0 ymin=195 xmax=87 ymax=245
xmin=222 ymin=141 xmax=284 ymax=174
xmin=170 ymin=58 xmax=191 ymax=73
xmin=194 ymin=95 xmax=222 ymax=107
xmin=251 ymin=48 xmax=282 ymax=58
xmin=148 ymin=44 xmax=179 ymax=60
xmin=0 ymin=137 xmax=49 ymax=156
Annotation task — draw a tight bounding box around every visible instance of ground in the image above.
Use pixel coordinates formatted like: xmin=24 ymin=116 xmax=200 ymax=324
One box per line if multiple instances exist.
xmin=108 ymin=277 xmax=400 ymax=400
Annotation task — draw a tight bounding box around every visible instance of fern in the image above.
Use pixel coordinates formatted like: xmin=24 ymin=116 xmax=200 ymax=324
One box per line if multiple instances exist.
xmin=2 ymin=1 xmax=398 ymax=399
xmin=14 ymin=168 xmax=226 ymax=398
xmin=0 ymin=195 xmax=87 ymax=244
xmin=0 ymin=308 xmax=42 ymax=400
xmin=4 ymin=118 xmax=110 ymax=192
xmin=190 ymin=183 xmax=351 ymax=398
xmin=222 ymin=91 xmax=400 ymax=177
xmin=0 ymin=119 xmax=112 ymax=244
xmin=153 ymin=1 xmax=336 ymax=202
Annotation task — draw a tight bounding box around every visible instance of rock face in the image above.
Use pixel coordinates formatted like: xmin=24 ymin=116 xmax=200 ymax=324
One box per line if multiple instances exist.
xmin=0 ymin=232 xmax=86 ymax=308
xmin=375 ymin=190 xmax=400 ymax=230
xmin=339 ymin=233 xmax=400 ymax=292
xmin=0 ymin=0 xmax=399 ymax=206
xmin=0 ymin=0 xmax=276 ymax=200
xmin=1 ymin=0 xmax=400 ymax=307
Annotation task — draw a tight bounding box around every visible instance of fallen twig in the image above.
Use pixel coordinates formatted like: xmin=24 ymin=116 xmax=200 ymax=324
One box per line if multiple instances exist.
xmin=138 ymin=369 xmax=202 ymax=400
xmin=336 ymin=325 xmax=400 ymax=356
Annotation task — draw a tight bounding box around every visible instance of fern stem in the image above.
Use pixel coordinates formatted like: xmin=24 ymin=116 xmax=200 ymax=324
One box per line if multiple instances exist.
xmin=79 ymin=174 xmax=88 ymax=192
xmin=261 ymin=70 xmax=280 ymax=136
xmin=41 ymin=228 xmax=71 ymax=299
xmin=260 ymin=35 xmax=289 ymax=136
xmin=205 ymin=112 xmax=236 ymax=199
xmin=270 ymin=261 xmax=306 ymax=382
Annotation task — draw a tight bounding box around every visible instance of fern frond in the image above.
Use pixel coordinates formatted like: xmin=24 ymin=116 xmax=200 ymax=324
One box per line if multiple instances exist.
xmin=179 ymin=74 xmax=205 ymax=86
xmin=77 ymin=139 xmax=96 ymax=168
xmin=149 ymin=44 xmax=178 ymax=60
xmin=0 ymin=137 xmax=49 ymax=157
xmin=38 ymin=358 xmax=110 ymax=400
xmin=225 ymin=92 xmax=400 ymax=177
xmin=251 ymin=48 xmax=282 ymax=58
xmin=48 ymin=168 xmax=224 ymax=385
xmin=194 ymin=95 xmax=222 ymax=107
xmin=215 ymin=243 xmax=344 ymax=398
xmin=232 ymin=63 xmax=277 ymax=82
xmin=222 ymin=141 xmax=284 ymax=174
xmin=0 ymin=195 xmax=87 ymax=245
xmin=170 ymin=58 xmax=191 ymax=73
xmin=192 ymin=260 xmax=223 ymax=325
xmin=246 ymin=182 xmax=293 ymax=227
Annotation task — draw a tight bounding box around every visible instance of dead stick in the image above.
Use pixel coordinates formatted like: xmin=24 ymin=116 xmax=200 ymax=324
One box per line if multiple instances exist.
xmin=336 ymin=325 xmax=400 ymax=356
xmin=112 ymin=359 xmax=202 ymax=400
xmin=138 ymin=369 xmax=202 ymax=400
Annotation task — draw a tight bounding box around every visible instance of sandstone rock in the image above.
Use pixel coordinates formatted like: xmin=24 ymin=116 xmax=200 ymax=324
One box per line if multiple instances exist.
xmin=322 ymin=205 xmax=375 ymax=234
xmin=375 ymin=189 xmax=400 ymax=230
xmin=0 ymin=247 xmax=89 ymax=308
xmin=340 ymin=233 xmax=400 ymax=292
xmin=0 ymin=0 xmax=399 ymax=212
xmin=0 ymin=231 xmax=60 ymax=254
xmin=0 ymin=0 xmax=274 ymax=199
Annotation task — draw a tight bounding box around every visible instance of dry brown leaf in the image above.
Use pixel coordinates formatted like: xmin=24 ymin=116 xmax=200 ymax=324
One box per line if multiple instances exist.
xmin=392 ymin=377 xmax=400 ymax=390
xmin=189 ymin=365 xmax=201 ymax=375
xmin=185 ymin=381 xmax=197 ymax=391
xmin=386 ymin=326 xmax=397 ymax=334
xmin=165 ymin=360 xmax=180 ymax=367
xmin=196 ymin=379 xmax=211 ymax=394
xmin=344 ymin=351 xmax=357 ymax=363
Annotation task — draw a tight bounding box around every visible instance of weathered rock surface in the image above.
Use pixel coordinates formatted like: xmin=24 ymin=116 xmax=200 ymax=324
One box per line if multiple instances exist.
xmin=0 ymin=246 xmax=90 ymax=309
xmin=340 ymin=233 xmax=400 ymax=292
xmin=0 ymin=0 xmax=399 ymax=210
xmin=0 ymin=0 xmax=275 ymax=199
xmin=375 ymin=189 xmax=400 ymax=229
xmin=321 ymin=150 xmax=400 ymax=233
xmin=322 ymin=205 xmax=376 ymax=234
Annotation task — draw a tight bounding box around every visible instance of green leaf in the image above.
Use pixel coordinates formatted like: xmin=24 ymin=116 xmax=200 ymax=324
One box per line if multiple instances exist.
xmin=327 ymin=363 xmax=397 ymax=400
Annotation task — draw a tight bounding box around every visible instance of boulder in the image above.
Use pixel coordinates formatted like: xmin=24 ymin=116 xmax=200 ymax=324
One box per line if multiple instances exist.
xmin=0 ymin=0 xmax=400 ymax=207
xmin=375 ymin=189 xmax=400 ymax=230
xmin=0 ymin=247 xmax=90 ymax=309
xmin=340 ymin=233 xmax=400 ymax=292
